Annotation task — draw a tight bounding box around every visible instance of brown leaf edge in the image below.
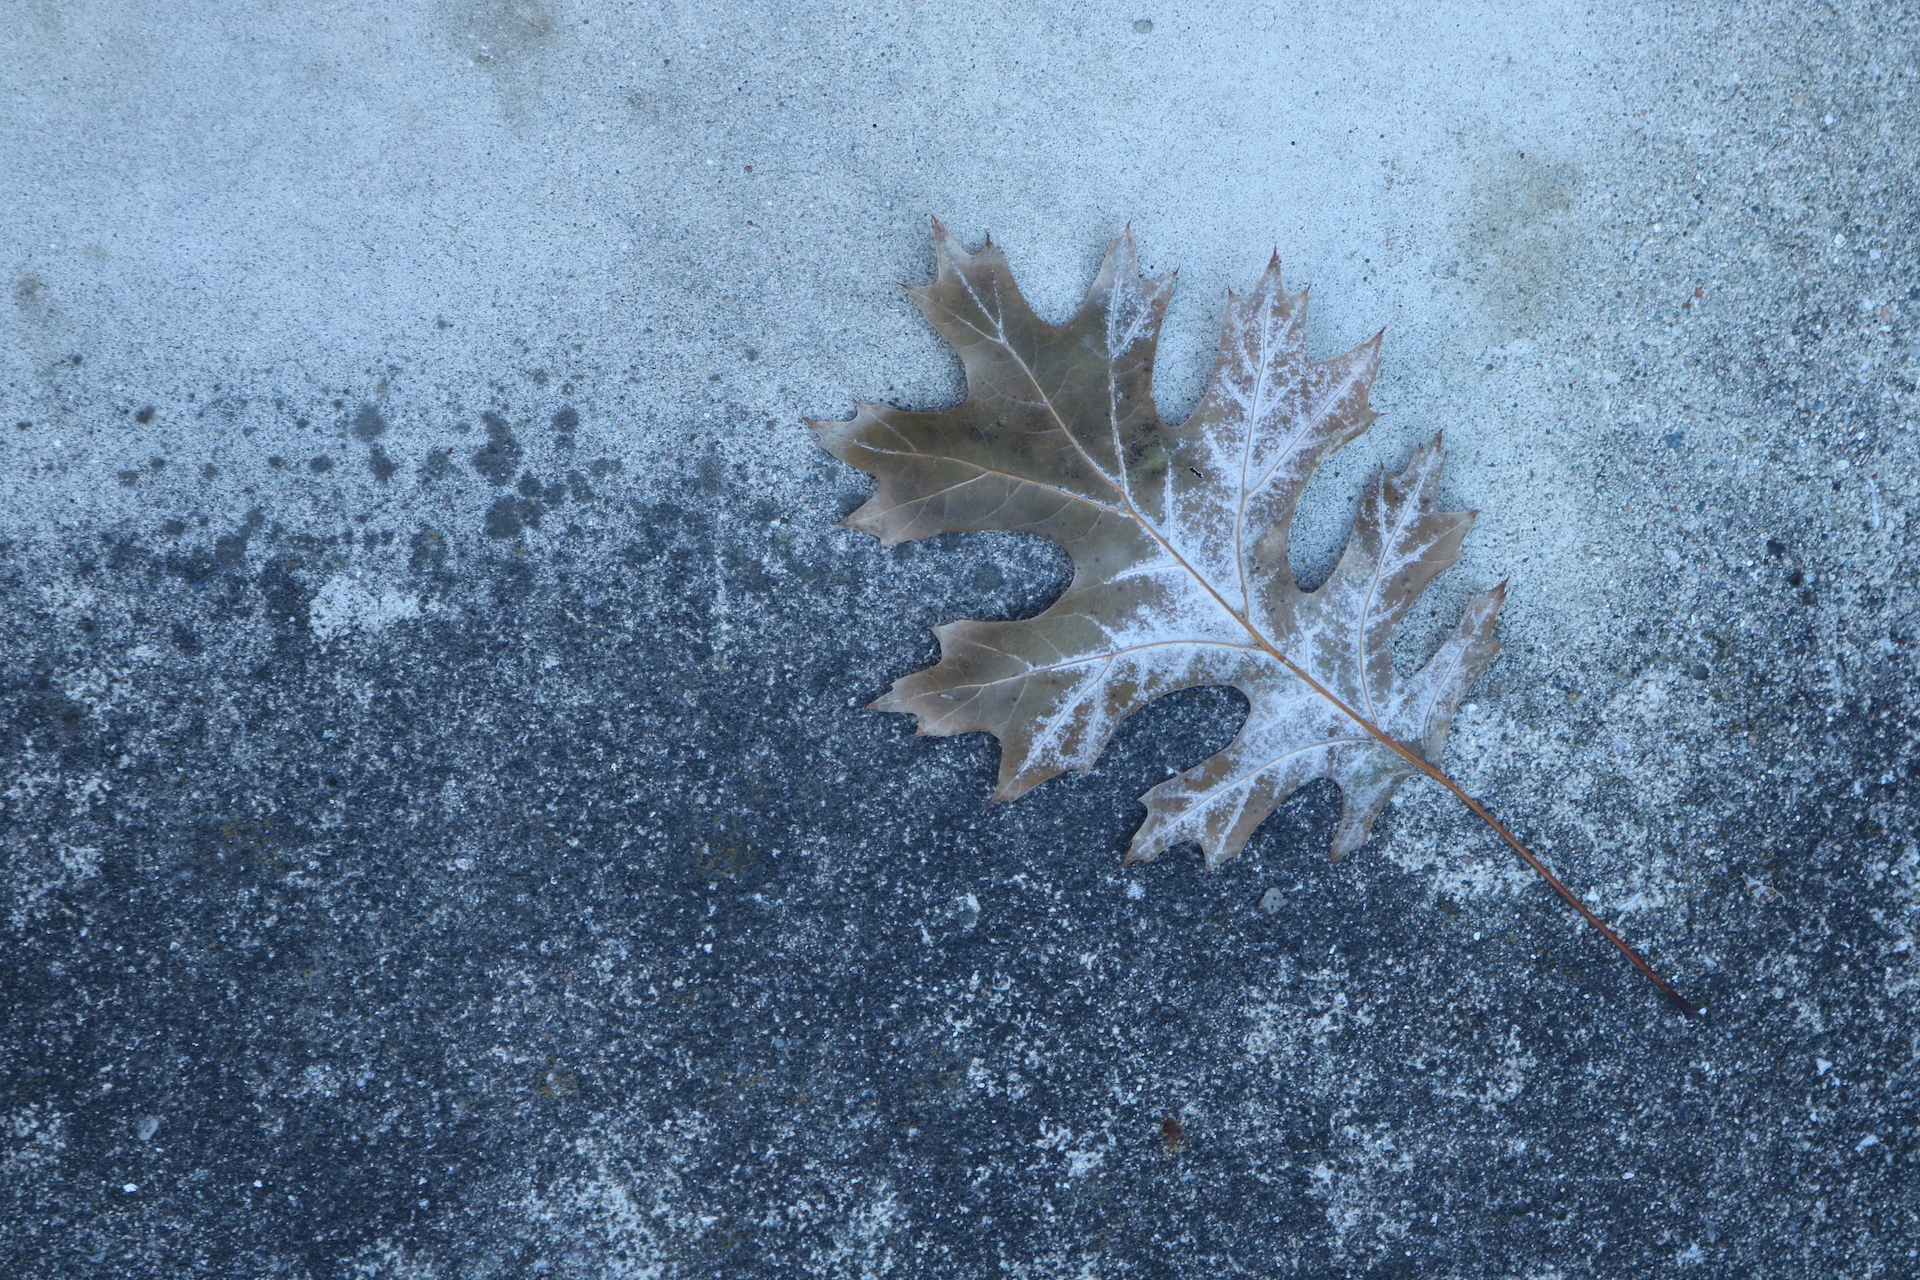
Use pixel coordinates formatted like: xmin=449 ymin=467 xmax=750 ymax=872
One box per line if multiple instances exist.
xmin=817 ymin=222 xmax=1698 ymax=1019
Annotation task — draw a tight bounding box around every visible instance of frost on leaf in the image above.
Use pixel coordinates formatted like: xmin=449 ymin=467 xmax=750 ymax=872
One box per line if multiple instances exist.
xmin=814 ymin=223 xmax=1503 ymax=867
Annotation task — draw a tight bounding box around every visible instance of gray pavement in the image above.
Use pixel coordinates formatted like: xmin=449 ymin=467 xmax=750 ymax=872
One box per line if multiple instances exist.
xmin=3 ymin=1 xmax=1917 ymax=1275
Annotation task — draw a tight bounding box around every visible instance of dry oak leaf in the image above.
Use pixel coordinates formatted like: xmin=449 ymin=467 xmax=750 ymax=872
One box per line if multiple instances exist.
xmin=814 ymin=223 xmax=1692 ymax=1012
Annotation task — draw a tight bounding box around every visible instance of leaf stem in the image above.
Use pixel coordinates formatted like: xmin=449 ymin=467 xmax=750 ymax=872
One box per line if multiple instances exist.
xmin=1263 ymin=648 xmax=1699 ymax=1018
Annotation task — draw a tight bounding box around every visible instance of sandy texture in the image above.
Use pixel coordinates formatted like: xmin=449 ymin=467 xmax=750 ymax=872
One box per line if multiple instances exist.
xmin=4 ymin=1 xmax=1917 ymax=1275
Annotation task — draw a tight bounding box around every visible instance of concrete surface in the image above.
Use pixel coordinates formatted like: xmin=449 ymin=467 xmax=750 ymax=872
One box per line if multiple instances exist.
xmin=3 ymin=0 xmax=1918 ymax=1275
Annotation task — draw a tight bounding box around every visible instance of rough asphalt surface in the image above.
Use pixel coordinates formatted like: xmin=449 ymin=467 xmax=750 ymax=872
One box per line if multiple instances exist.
xmin=4 ymin=2 xmax=1918 ymax=1276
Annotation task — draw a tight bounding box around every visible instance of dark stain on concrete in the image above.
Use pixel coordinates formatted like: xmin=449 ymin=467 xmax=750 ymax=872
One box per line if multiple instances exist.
xmin=484 ymin=495 xmax=524 ymax=538
xmin=0 ymin=466 xmax=1912 ymax=1276
xmin=351 ymin=403 xmax=387 ymax=441
xmin=470 ymin=411 xmax=523 ymax=486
